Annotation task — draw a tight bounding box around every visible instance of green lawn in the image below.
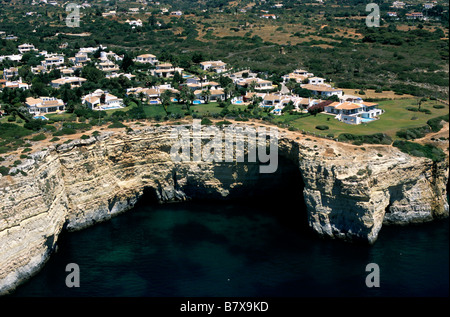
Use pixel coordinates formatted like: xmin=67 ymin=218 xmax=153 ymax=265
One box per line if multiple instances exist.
xmin=141 ymin=102 xmax=247 ymax=118
xmin=32 ymin=98 xmax=450 ymax=141
xmin=287 ymin=99 xmax=448 ymax=139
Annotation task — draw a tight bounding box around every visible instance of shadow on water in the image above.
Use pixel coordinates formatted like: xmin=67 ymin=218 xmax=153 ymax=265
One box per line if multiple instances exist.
xmin=8 ymin=156 xmax=449 ymax=297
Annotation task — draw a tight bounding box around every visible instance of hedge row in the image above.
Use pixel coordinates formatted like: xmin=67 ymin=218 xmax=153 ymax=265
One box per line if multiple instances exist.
xmin=393 ymin=140 xmax=446 ymax=162
xmin=337 ymin=133 xmax=392 ymax=145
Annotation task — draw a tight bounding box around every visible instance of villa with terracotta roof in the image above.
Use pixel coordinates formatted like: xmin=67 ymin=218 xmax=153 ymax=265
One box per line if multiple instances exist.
xmin=51 ymin=76 xmax=87 ymax=88
xmin=236 ymin=77 xmax=275 ymax=91
xmin=0 ymin=78 xmax=29 ymax=90
xmin=324 ymin=100 xmax=384 ymax=125
xmin=194 ymin=88 xmax=226 ymax=102
xmin=152 ymin=63 xmax=184 ymax=78
xmin=2 ymin=67 xmax=18 ymax=80
xmin=25 ymin=96 xmax=65 ymax=115
xmin=134 ymin=54 xmax=158 ymax=65
xmin=200 ymin=61 xmax=227 ymax=74
xmin=82 ymin=89 xmax=124 ymax=111
xmin=301 ymin=83 xmax=343 ymax=98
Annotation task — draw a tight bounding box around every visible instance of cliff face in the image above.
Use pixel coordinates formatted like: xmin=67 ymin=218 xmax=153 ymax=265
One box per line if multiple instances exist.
xmin=0 ymin=123 xmax=448 ymax=295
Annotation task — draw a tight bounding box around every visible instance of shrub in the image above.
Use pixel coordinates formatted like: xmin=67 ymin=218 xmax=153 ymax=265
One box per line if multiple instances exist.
xmin=80 ymin=134 xmax=90 ymax=140
xmin=406 ymin=106 xmax=419 ymax=112
xmin=53 ymin=128 xmax=76 ymax=136
xmin=432 ymin=105 xmax=445 ymax=109
xmin=50 ymin=137 xmax=60 ymax=142
xmin=201 ymin=118 xmax=212 ymax=125
xmin=0 ymin=166 xmax=10 ymax=176
xmin=427 ymin=115 xmax=449 ymax=132
xmin=108 ymin=121 xmax=127 ymax=129
xmin=315 ymin=125 xmax=329 ymax=130
xmin=31 ymin=133 xmax=46 ymax=141
xmin=215 ymin=120 xmax=232 ymax=127
xmin=396 ymin=126 xmax=431 ymax=140
xmin=418 ymin=108 xmax=432 ymax=114
xmin=393 ymin=140 xmax=446 ymax=162
xmin=357 ymin=169 xmax=366 ymax=176
xmin=338 ymin=133 xmax=392 ymax=145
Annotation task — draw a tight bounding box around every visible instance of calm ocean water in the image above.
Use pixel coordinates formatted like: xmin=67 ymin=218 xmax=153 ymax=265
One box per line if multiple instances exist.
xmin=10 ymin=199 xmax=449 ymax=297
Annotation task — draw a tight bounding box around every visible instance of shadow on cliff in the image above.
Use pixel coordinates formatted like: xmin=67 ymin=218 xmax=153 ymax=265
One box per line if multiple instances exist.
xmin=133 ymin=155 xmax=311 ymax=234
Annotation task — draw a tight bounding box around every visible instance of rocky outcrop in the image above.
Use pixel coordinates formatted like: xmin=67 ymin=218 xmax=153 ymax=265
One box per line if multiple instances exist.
xmin=0 ymin=123 xmax=448 ymax=295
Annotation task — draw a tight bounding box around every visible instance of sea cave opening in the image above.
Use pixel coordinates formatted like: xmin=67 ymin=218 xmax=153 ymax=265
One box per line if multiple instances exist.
xmin=133 ymin=154 xmax=311 ymax=234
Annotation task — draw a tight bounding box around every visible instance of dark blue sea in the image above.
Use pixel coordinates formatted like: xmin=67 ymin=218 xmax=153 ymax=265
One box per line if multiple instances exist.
xmin=10 ymin=198 xmax=449 ymax=298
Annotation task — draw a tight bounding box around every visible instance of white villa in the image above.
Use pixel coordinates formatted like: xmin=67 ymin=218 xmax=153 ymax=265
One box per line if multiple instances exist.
xmin=200 ymin=60 xmax=227 ymax=74
xmin=72 ymin=52 xmax=90 ymax=65
xmin=308 ymin=77 xmax=325 ymax=85
xmin=3 ymin=67 xmax=19 ymax=80
xmin=82 ymin=89 xmax=124 ymax=111
xmin=99 ymin=51 xmax=123 ymax=62
xmin=324 ymin=99 xmax=384 ymax=125
xmin=194 ymin=88 xmax=226 ymax=102
xmin=152 ymin=63 xmax=184 ymax=78
xmin=245 ymin=92 xmax=316 ymax=115
xmin=236 ymin=77 xmax=275 ymax=91
xmin=282 ymin=69 xmax=314 ymax=83
xmin=51 ymin=76 xmax=87 ymax=88
xmin=25 ymin=96 xmax=65 ymax=115
xmin=301 ymin=83 xmax=343 ymax=98
xmin=1 ymin=79 xmax=30 ymax=90
xmin=134 ymin=54 xmax=158 ymax=65
xmin=42 ymin=55 xmax=65 ymax=69
xmin=127 ymin=19 xmax=143 ymax=27
xmin=18 ymin=43 xmax=37 ymax=54
xmin=97 ymin=60 xmax=120 ymax=73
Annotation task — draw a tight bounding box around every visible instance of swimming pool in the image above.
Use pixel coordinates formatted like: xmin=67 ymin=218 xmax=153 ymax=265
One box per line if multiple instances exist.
xmin=101 ymin=105 xmax=123 ymax=110
xmin=361 ymin=118 xmax=375 ymax=123
xmin=33 ymin=115 xmax=48 ymax=120
xmin=233 ymin=100 xmax=243 ymax=104
xmin=149 ymin=100 xmax=159 ymax=104
xmin=193 ymin=100 xmax=202 ymax=104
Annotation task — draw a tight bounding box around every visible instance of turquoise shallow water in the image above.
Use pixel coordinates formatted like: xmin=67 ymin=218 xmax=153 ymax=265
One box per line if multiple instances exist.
xmin=10 ymin=200 xmax=449 ymax=297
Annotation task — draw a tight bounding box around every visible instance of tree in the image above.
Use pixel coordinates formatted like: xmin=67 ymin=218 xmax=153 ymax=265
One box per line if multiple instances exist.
xmin=160 ymin=90 xmax=172 ymax=115
xmin=248 ymin=80 xmax=257 ymax=92
xmin=282 ymin=100 xmax=295 ymax=113
xmin=201 ymin=89 xmax=211 ymax=104
xmin=192 ymin=52 xmax=204 ymax=64
xmin=31 ymin=78 xmax=48 ymax=96
xmin=180 ymin=86 xmax=194 ymax=111
xmin=286 ymin=80 xmax=297 ymax=94
xmin=100 ymin=93 xmax=106 ymax=105
xmin=224 ymin=83 xmax=235 ymax=101
xmin=81 ymin=65 xmax=105 ymax=83
xmin=171 ymin=71 xmax=184 ymax=88
xmin=121 ymin=53 xmax=134 ymax=72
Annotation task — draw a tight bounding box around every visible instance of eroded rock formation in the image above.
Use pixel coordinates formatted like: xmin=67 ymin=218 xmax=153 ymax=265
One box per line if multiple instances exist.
xmin=0 ymin=123 xmax=448 ymax=295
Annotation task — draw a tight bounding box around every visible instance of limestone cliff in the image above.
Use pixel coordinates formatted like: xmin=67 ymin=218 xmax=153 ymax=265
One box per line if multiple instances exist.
xmin=0 ymin=123 xmax=448 ymax=295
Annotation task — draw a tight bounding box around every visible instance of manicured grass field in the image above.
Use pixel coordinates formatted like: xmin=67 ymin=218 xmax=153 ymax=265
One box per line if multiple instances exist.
xmin=41 ymin=98 xmax=449 ymax=141
xmin=287 ymin=99 xmax=448 ymax=139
